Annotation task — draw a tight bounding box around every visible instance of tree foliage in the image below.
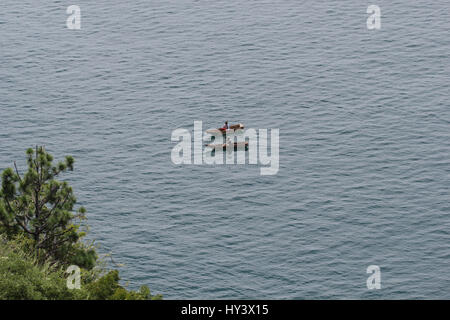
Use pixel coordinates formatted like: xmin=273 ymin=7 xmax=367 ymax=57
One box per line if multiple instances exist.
xmin=0 ymin=147 xmax=162 ymax=300
xmin=0 ymin=147 xmax=96 ymax=269
xmin=0 ymin=235 xmax=162 ymax=300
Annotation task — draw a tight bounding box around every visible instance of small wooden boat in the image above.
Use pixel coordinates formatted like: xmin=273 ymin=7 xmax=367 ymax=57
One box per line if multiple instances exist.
xmin=205 ymin=141 xmax=249 ymax=151
xmin=206 ymin=123 xmax=244 ymax=135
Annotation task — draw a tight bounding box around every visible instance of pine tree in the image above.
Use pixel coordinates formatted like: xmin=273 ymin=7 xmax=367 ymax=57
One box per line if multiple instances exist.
xmin=0 ymin=146 xmax=96 ymax=269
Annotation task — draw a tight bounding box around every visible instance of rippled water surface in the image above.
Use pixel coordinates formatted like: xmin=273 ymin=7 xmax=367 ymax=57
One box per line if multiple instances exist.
xmin=1 ymin=1 xmax=449 ymax=298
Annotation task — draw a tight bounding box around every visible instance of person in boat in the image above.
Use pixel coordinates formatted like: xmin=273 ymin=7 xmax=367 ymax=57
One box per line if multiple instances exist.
xmin=222 ymin=121 xmax=229 ymax=130
xmin=226 ymin=137 xmax=233 ymax=150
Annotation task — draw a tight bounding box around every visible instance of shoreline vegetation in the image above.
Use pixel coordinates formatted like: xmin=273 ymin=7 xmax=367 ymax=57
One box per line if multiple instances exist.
xmin=0 ymin=147 xmax=162 ymax=300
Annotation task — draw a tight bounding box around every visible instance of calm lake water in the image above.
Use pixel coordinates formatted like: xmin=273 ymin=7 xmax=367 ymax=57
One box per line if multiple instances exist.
xmin=1 ymin=0 xmax=449 ymax=299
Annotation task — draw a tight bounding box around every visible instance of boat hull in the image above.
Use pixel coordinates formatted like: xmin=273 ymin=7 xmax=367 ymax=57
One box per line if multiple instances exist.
xmin=206 ymin=124 xmax=244 ymax=135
